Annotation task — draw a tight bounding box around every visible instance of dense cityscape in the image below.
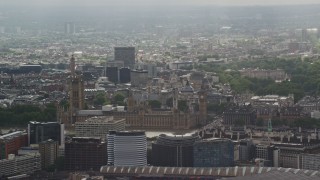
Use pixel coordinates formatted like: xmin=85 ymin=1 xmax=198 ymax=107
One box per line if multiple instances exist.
xmin=1 ymin=1 xmax=320 ymax=179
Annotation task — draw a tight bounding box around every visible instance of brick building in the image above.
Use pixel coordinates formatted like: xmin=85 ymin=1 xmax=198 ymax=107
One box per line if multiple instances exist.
xmin=0 ymin=131 xmax=28 ymax=160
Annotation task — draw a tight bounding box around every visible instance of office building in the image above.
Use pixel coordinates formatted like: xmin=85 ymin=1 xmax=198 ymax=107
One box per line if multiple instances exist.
xmin=271 ymin=142 xmax=320 ymax=169
xmin=193 ymin=138 xmax=234 ymax=167
xmin=28 ymin=121 xmax=65 ymax=146
xmin=239 ymin=139 xmax=255 ymax=162
xmin=301 ymin=153 xmax=320 ymax=170
xmin=39 ymin=139 xmax=58 ymax=169
xmin=169 ymin=61 xmax=193 ymax=70
xmin=75 ymin=116 xmax=125 ymax=139
xmin=114 ymin=47 xmax=135 ymax=68
xmin=119 ymin=67 xmax=131 ymax=83
xmin=138 ymin=63 xmax=157 ymax=78
xmin=152 ymin=133 xmax=199 ymax=167
xmin=65 ymin=22 xmax=75 ymax=34
xmin=106 ymin=67 xmax=119 ymax=83
xmin=106 ymin=61 xmax=124 ymax=68
xmin=130 ymin=69 xmax=148 ymax=87
xmin=255 ymin=144 xmax=277 ymax=167
xmin=18 ymin=65 xmax=42 ymax=74
xmin=64 ymin=137 xmax=107 ymax=171
xmin=107 ymin=131 xmax=147 ymax=166
xmin=0 ymin=153 xmax=41 ymax=177
xmin=0 ymin=131 xmax=28 ymax=159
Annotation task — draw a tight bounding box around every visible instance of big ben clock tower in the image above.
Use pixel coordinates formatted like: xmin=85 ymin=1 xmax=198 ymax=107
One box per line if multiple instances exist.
xmin=198 ymin=90 xmax=207 ymax=125
xmin=68 ymin=55 xmax=84 ymax=125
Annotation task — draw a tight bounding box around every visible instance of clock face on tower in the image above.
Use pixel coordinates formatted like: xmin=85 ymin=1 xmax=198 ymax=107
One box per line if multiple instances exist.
xmin=200 ymin=95 xmax=204 ymax=99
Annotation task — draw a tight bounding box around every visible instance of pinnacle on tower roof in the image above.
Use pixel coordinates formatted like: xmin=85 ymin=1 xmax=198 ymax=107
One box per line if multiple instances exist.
xmin=70 ymin=54 xmax=75 ymax=76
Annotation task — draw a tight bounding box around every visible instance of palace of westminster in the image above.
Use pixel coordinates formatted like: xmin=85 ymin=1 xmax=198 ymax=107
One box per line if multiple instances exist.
xmin=57 ymin=55 xmax=208 ymax=130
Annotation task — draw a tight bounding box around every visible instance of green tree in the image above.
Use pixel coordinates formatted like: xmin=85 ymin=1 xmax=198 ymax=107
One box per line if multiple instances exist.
xmin=94 ymin=92 xmax=108 ymax=106
xmin=178 ymin=100 xmax=188 ymax=112
xmin=148 ymin=100 xmax=161 ymax=109
xmin=113 ymin=93 xmax=125 ymax=106
xmin=0 ymin=104 xmax=57 ymax=127
xmin=293 ymin=118 xmax=320 ymax=128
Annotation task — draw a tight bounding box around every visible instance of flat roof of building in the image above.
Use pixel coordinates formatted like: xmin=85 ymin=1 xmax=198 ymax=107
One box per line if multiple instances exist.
xmin=109 ymin=131 xmax=145 ymax=136
xmin=0 ymin=131 xmax=25 ymax=140
xmin=76 ymin=116 xmax=125 ymax=124
xmin=100 ymin=166 xmax=320 ymax=179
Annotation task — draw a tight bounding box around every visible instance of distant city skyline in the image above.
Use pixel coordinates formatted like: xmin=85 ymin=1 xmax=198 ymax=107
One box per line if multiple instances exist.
xmin=2 ymin=0 xmax=320 ymax=7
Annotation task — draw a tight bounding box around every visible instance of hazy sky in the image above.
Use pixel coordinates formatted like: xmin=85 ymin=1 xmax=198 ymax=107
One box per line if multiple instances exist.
xmin=2 ymin=0 xmax=320 ymax=7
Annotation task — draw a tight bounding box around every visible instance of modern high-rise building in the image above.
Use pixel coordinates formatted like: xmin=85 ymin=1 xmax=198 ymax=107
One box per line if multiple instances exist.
xmin=106 ymin=61 xmax=124 ymax=68
xmin=39 ymin=139 xmax=58 ymax=169
xmin=65 ymin=22 xmax=75 ymax=34
xmin=135 ymin=63 xmax=157 ymax=78
xmin=106 ymin=67 xmax=119 ymax=83
xmin=119 ymin=67 xmax=131 ymax=83
xmin=28 ymin=121 xmax=65 ymax=146
xmin=193 ymin=138 xmax=234 ymax=167
xmin=152 ymin=133 xmax=200 ymax=167
xmin=0 ymin=153 xmax=41 ymax=177
xmin=239 ymin=139 xmax=255 ymax=162
xmin=64 ymin=137 xmax=107 ymax=171
xmin=75 ymin=116 xmax=125 ymax=139
xmin=107 ymin=131 xmax=147 ymax=166
xmin=114 ymin=47 xmax=135 ymax=68
xmin=0 ymin=131 xmax=28 ymax=159
xmin=130 ymin=69 xmax=148 ymax=87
